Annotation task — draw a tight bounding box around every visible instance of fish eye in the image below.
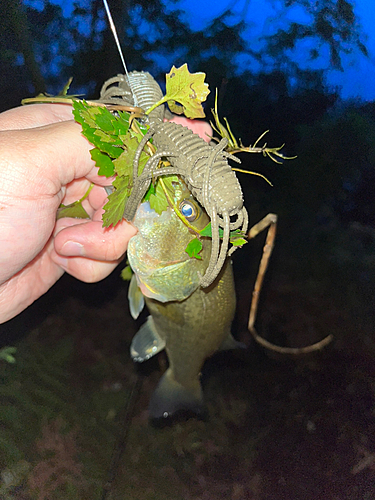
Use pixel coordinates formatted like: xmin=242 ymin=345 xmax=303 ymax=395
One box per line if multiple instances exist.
xmin=179 ymin=200 xmax=198 ymax=222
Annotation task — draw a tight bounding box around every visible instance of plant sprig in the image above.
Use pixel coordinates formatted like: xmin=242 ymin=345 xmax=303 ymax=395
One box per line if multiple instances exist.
xmin=210 ymin=89 xmax=296 ymax=166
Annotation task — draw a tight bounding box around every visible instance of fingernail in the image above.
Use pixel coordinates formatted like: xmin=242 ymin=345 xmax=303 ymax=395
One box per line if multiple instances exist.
xmin=60 ymin=241 xmax=85 ymax=256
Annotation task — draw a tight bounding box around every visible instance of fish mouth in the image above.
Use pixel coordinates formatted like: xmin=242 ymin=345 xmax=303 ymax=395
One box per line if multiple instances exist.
xmin=135 ymin=258 xmax=199 ymax=302
xmin=131 ymin=246 xmax=189 ymax=271
xmin=127 ymin=202 xmax=204 ymax=302
xmin=128 ymin=243 xmax=201 ymax=303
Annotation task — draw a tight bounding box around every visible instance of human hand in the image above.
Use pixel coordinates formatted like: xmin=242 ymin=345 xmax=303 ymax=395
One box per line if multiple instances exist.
xmin=0 ymin=103 xmax=138 ymax=323
xmin=0 ymin=103 xmax=212 ymax=323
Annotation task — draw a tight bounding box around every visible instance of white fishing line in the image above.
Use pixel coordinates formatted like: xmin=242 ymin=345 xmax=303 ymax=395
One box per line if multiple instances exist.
xmin=102 ymin=0 xmax=138 ymax=106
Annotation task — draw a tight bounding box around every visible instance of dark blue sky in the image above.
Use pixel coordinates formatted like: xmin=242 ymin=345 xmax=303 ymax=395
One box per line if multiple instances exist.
xmin=167 ymin=0 xmax=375 ymax=101
xmin=34 ymin=0 xmax=375 ymax=101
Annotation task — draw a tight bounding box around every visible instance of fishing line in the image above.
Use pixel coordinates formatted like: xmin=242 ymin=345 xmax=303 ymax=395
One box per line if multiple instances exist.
xmin=100 ymin=374 xmax=144 ymax=500
xmin=102 ymin=0 xmax=138 ymax=106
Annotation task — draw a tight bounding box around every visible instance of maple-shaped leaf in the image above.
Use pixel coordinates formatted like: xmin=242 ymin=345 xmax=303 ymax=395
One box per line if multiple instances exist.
xmin=166 ymin=64 xmax=210 ymax=119
xmin=102 ymin=175 xmax=132 ymax=227
xmin=146 ymin=64 xmax=210 ymax=119
xmin=114 ymin=134 xmax=150 ymax=177
xmin=73 ymin=101 xmax=124 ymax=146
xmin=90 ymin=148 xmax=115 ymax=177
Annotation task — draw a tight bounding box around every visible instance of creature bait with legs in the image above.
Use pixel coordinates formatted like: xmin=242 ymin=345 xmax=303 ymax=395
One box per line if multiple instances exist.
xmin=97 ymin=71 xmax=248 ymax=288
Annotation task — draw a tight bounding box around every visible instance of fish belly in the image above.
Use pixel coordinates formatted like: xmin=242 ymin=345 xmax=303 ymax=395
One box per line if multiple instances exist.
xmin=145 ymin=258 xmax=236 ymax=419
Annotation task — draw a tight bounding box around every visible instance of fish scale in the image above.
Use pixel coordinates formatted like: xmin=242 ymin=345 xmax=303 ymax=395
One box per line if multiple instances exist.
xmin=127 ymin=180 xmax=242 ymax=421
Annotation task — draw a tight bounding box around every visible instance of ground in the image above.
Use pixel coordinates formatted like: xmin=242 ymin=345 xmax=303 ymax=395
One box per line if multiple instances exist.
xmin=0 ymin=229 xmax=374 ymax=500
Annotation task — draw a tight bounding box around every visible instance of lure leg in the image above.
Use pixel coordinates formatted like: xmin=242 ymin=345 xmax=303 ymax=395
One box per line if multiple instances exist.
xmin=247 ymin=213 xmax=333 ymax=354
xmin=247 ymin=213 xmax=278 ymax=340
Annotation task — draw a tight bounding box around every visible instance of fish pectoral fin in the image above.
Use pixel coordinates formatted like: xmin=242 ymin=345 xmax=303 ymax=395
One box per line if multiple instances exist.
xmin=149 ymin=369 xmax=207 ymax=422
xmin=219 ymin=333 xmax=247 ymax=351
xmin=128 ymin=273 xmax=145 ymax=320
xmin=130 ymin=316 xmax=166 ymax=362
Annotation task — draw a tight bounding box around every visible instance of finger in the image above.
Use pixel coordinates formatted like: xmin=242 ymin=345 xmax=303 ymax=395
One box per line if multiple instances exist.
xmin=0 ymin=103 xmax=76 ymax=131
xmin=61 ymin=182 xmax=104 ymax=218
xmin=88 ymin=184 xmax=109 ymax=211
xmin=54 ymin=218 xmax=137 ymax=261
xmin=0 ymin=240 xmax=64 ymax=323
xmin=25 ymin=120 xmax=118 ymax=188
xmin=50 ymin=250 xmax=122 ymax=283
xmin=61 ymin=178 xmax=92 ymax=206
xmin=1 ymin=120 xmax=96 ymax=192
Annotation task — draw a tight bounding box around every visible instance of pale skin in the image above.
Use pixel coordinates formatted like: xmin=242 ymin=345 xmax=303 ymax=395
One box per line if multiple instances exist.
xmin=0 ymin=103 xmax=212 ymax=324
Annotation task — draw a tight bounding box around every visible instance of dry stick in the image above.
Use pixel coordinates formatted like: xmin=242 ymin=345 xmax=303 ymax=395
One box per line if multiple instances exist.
xmin=247 ymin=213 xmax=334 ymax=355
xmin=101 ymin=375 xmax=143 ymax=500
xmin=21 ymin=96 xmax=145 ymax=118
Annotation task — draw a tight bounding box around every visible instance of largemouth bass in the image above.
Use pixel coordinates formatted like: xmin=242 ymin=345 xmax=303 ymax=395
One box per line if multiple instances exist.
xmin=127 ymin=179 xmax=242 ymax=421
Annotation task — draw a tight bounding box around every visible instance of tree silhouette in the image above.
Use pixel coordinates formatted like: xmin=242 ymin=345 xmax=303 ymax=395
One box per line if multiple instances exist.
xmin=0 ymin=0 xmax=368 ymax=111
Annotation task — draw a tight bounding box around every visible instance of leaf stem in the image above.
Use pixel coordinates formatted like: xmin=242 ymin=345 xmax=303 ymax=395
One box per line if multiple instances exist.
xmin=144 ymin=96 xmax=168 ymax=116
xmin=231 ymin=168 xmax=273 ymax=186
xmin=158 ymin=178 xmax=201 ymax=235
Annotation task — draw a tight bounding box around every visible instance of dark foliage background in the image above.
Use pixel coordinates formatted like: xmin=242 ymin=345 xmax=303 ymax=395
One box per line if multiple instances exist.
xmin=0 ymin=1 xmax=374 ymax=498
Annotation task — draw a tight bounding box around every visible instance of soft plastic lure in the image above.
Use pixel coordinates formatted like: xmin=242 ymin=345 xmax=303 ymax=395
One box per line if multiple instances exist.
xmin=96 ymin=71 xmax=248 ymax=288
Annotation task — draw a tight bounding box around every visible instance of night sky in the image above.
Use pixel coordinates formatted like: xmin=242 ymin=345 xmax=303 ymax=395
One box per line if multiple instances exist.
xmin=29 ymin=0 xmax=375 ymax=101
xmin=168 ymin=0 xmax=375 ymax=101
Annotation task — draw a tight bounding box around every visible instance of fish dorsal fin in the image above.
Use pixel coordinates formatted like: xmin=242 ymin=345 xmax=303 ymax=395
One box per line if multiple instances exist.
xmin=128 ymin=273 xmax=145 ymax=320
xmin=131 ymin=316 xmax=166 ymax=362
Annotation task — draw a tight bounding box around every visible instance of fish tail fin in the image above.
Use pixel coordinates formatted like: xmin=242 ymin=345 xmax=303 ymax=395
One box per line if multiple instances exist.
xmin=149 ymin=369 xmax=207 ymax=424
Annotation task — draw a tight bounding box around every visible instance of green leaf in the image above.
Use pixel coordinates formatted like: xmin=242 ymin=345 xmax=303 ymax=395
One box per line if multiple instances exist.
xmin=90 ymin=148 xmax=115 ymax=177
xmin=185 ymin=238 xmax=203 ymax=259
xmin=102 ymin=175 xmax=132 ymax=227
xmin=230 ymin=236 xmax=247 ymax=247
xmin=144 ymin=183 xmax=156 ymax=201
xmin=112 ymin=150 xmax=133 ymax=177
xmin=57 ymin=184 xmax=93 ymax=220
xmin=94 ymin=109 xmax=116 ymax=132
xmin=199 ymin=222 xmax=214 ymax=237
xmin=148 ymin=175 xmax=179 ymax=214
xmin=113 ymin=134 xmax=149 ymax=177
xmin=199 ymin=222 xmax=247 ymax=247
xmin=199 ymin=222 xmax=225 ymax=238
xmin=165 ymin=64 xmax=210 ymax=119
xmin=73 ymin=101 xmax=126 ymax=159
xmin=147 ymin=180 xmax=169 ymax=215
xmin=93 ymin=129 xmax=118 ymax=144
xmin=57 ymin=202 xmax=90 ymax=220
xmin=120 ymin=265 xmax=133 ymax=281
xmin=115 ymin=111 xmax=131 ymax=136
